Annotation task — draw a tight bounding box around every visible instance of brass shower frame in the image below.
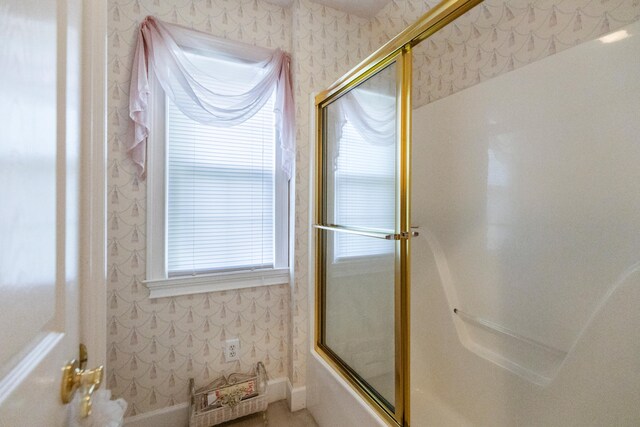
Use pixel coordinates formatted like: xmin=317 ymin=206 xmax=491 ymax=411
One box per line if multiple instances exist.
xmin=313 ymin=0 xmax=482 ymax=426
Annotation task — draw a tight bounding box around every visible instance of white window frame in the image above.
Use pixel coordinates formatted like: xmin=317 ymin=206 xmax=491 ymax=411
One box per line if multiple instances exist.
xmin=144 ymin=52 xmax=290 ymax=299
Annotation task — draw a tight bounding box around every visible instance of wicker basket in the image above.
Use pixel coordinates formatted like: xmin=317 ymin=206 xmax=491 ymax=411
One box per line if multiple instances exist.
xmin=189 ymin=362 xmax=268 ymax=427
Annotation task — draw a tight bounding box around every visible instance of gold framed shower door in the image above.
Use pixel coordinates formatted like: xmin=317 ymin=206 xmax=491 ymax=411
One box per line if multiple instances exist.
xmin=313 ymin=0 xmax=482 ymax=426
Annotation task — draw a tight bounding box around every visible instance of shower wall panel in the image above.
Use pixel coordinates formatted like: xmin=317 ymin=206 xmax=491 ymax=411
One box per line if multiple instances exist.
xmin=410 ymin=19 xmax=640 ymax=426
xmin=373 ymin=0 xmax=640 ymax=108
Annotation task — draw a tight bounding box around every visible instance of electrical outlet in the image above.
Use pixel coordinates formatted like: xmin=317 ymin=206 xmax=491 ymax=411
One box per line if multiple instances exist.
xmin=224 ymin=338 xmax=240 ymax=362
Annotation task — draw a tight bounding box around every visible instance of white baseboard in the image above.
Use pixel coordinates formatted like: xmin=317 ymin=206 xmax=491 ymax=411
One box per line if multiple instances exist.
xmin=267 ymin=377 xmax=288 ymax=403
xmin=286 ymin=379 xmax=307 ymax=412
xmin=124 ymin=377 xmax=288 ymax=427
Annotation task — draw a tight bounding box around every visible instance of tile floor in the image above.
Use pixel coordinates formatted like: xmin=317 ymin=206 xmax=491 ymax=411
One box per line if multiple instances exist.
xmin=218 ymin=401 xmax=318 ymax=427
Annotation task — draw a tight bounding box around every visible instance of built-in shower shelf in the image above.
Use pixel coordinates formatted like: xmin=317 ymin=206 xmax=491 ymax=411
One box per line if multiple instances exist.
xmin=453 ymin=308 xmax=567 ymax=358
xmin=453 ymin=308 xmax=569 ymax=385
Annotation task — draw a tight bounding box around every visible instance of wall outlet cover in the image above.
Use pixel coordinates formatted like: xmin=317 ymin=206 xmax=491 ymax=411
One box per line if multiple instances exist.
xmin=224 ymin=338 xmax=240 ymax=362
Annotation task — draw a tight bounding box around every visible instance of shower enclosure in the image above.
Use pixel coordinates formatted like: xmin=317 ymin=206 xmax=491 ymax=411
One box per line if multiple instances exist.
xmin=313 ymin=2 xmax=479 ymax=425
xmin=314 ymin=55 xmax=410 ymax=425
xmin=312 ymin=0 xmax=640 ymax=426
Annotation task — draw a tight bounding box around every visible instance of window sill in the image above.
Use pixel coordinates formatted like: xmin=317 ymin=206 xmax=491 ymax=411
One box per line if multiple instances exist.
xmin=144 ymin=268 xmax=291 ymax=299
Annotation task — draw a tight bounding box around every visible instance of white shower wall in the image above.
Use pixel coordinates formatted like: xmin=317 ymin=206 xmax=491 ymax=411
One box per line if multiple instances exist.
xmin=410 ymin=19 xmax=640 ymax=426
xmin=307 ymin=2 xmax=640 ymax=426
xmin=308 ymin=2 xmax=640 ymax=427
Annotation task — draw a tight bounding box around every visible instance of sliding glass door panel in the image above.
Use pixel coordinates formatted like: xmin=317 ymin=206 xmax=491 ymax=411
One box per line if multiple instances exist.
xmin=321 ymin=229 xmax=397 ymax=408
xmin=323 ymin=63 xmax=398 ymax=232
xmin=315 ymin=2 xmax=483 ymax=425
xmin=316 ymin=55 xmax=406 ymax=424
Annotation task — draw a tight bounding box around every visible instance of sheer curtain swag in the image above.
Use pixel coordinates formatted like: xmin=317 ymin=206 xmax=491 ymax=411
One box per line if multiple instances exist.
xmin=128 ymin=16 xmax=295 ymax=178
xmin=330 ymin=90 xmax=396 ymax=169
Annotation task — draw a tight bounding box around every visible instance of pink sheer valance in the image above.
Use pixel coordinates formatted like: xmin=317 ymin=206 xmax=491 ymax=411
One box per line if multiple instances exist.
xmin=128 ymin=16 xmax=295 ymax=179
xmin=337 ymin=91 xmax=396 ymax=146
xmin=329 ymin=90 xmax=397 ymax=170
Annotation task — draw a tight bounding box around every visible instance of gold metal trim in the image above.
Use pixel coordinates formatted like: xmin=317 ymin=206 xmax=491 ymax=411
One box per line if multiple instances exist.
xmin=393 ymin=47 xmax=407 ymax=425
xmin=313 ymin=1 xmax=482 ymax=426
xmin=315 ymin=0 xmax=482 ymax=107
xmin=61 ymin=359 xmax=80 ymax=404
xmin=316 ymin=52 xmax=401 ymax=110
xmin=61 ymin=344 xmax=104 ymax=418
xmin=399 ymin=45 xmax=412 ymax=427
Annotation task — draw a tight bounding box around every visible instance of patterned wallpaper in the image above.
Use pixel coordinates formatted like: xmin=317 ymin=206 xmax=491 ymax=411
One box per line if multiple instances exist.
xmin=107 ymin=0 xmax=371 ymax=417
xmin=289 ymin=0 xmax=374 ymax=388
xmin=107 ymin=0 xmax=293 ymax=417
xmin=107 ymin=0 xmax=640 ymax=418
xmin=372 ymin=0 xmax=640 ymax=107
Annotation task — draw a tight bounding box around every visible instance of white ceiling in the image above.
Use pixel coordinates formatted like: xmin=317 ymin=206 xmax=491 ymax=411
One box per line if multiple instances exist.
xmin=265 ymin=0 xmax=391 ymax=18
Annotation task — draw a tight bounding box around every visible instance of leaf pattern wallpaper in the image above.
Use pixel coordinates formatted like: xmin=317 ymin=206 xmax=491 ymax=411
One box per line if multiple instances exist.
xmin=107 ymin=0 xmax=639 ymax=417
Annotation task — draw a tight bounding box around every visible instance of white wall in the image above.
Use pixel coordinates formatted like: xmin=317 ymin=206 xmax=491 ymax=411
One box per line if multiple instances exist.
xmin=410 ymin=19 xmax=640 ymax=426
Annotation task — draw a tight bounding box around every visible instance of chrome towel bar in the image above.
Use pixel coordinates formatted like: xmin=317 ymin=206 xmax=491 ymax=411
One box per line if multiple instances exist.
xmin=313 ymin=224 xmax=419 ymax=240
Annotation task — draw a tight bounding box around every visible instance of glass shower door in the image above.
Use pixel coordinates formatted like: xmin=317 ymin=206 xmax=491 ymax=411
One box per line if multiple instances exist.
xmin=315 ymin=54 xmax=410 ymax=426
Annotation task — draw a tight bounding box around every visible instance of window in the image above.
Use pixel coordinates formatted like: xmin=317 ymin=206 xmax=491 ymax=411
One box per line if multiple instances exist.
xmin=145 ymin=51 xmax=289 ymax=298
xmin=333 ymin=119 xmax=396 ymax=260
xmin=328 ymin=85 xmax=397 ymax=262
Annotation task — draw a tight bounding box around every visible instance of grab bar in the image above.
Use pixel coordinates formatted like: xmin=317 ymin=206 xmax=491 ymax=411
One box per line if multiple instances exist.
xmin=453 ymin=308 xmax=567 ymax=357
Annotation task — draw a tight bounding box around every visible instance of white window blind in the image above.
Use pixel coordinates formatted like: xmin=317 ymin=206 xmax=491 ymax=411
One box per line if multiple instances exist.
xmin=166 ymin=53 xmax=277 ymax=276
xmin=334 ymin=120 xmax=396 ymax=259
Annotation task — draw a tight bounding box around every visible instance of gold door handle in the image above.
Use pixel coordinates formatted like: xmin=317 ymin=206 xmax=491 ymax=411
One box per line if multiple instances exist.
xmin=61 ymin=344 xmax=104 ymax=418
